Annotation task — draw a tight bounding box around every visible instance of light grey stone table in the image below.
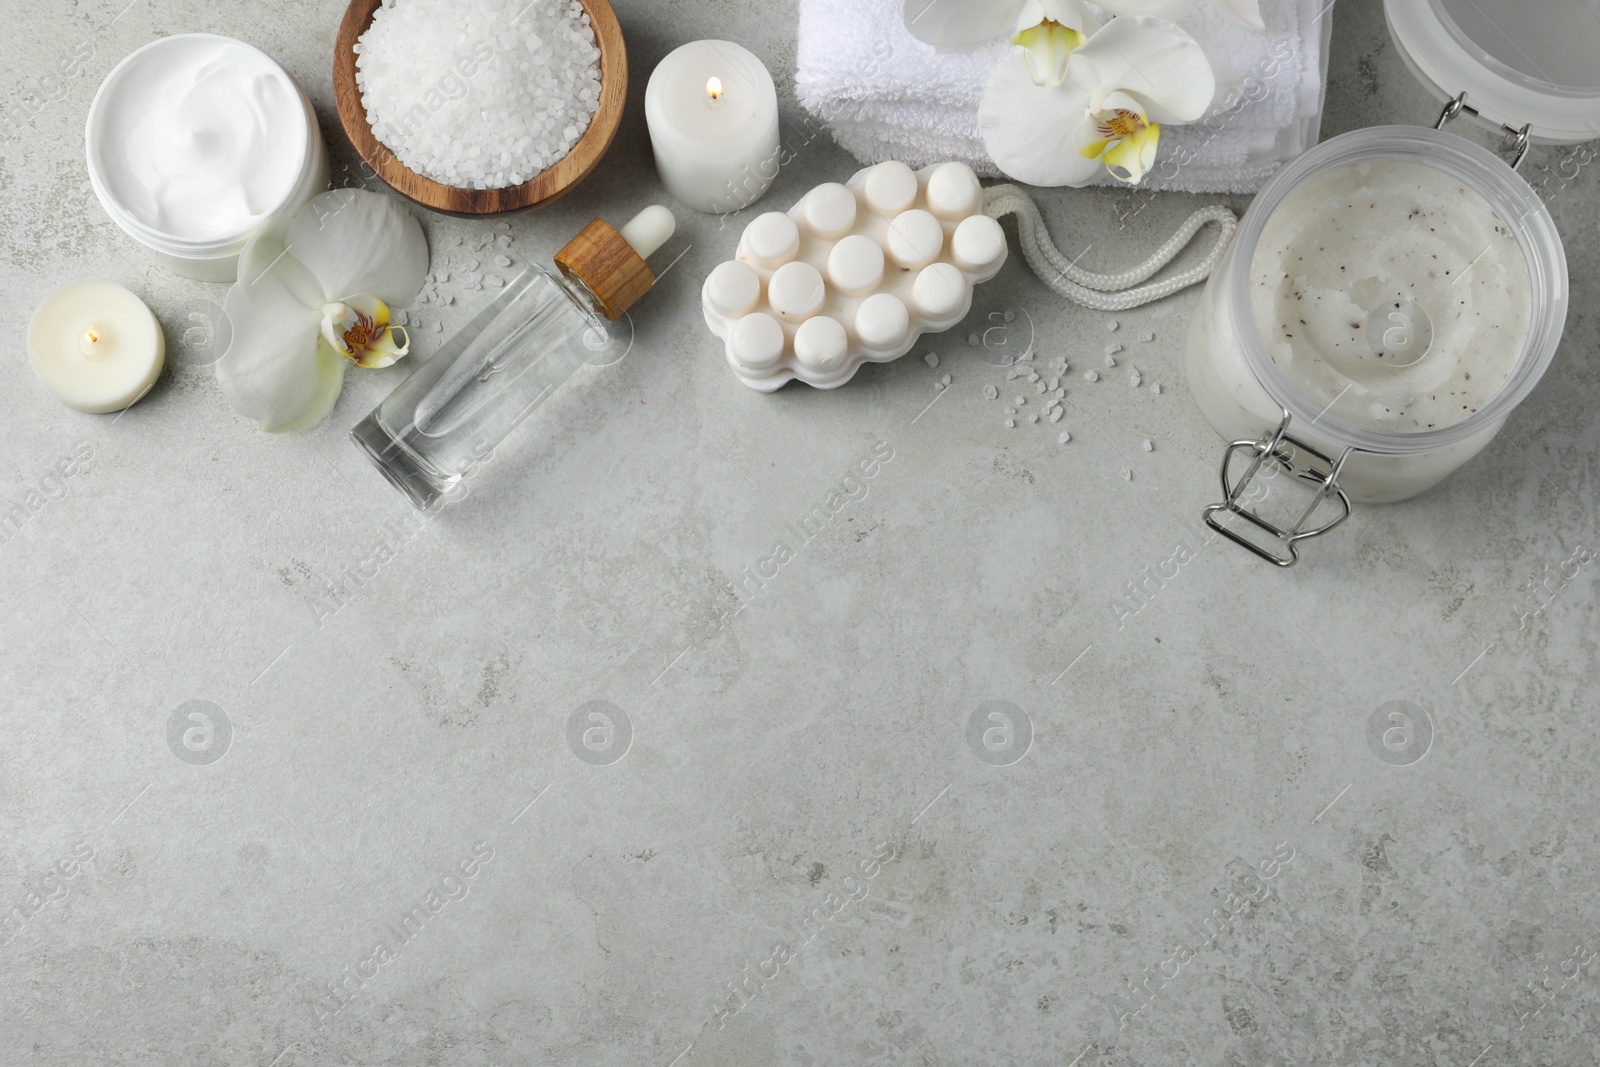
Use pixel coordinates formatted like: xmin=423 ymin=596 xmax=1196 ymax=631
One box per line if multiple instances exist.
xmin=3 ymin=0 xmax=1598 ymax=1064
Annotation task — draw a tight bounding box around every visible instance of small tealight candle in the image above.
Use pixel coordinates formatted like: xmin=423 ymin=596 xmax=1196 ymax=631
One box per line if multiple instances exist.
xmin=645 ymin=40 xmax=780 ymax=215
xmin=27 ymin=281 xmax=165 ymax=413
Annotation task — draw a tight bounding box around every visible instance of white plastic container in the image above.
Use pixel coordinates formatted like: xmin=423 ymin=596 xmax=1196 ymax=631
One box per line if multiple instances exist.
xmin=86 ymin=34 xmax=328 ymax=283
xmin=1185 ymin=0 xmax=1597 ymax=565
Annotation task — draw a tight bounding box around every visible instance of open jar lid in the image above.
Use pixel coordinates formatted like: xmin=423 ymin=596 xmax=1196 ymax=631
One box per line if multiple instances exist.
xmin=1386 ymin=0 xmax=1600 ymax=143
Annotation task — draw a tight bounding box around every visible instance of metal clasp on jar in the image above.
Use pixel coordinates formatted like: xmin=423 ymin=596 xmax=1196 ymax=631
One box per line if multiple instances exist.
xmin=1435 ymin=91 xmax=1533 ymax=170
xmin=1203 ymin=409 xmax=1354 ymax=568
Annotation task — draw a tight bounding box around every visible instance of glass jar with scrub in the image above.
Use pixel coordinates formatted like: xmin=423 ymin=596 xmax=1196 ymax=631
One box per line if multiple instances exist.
xmin=1185 ymin=0 xmax=1599 ymax=565
xmin=86 ymin=34 xmax=328 ymax=283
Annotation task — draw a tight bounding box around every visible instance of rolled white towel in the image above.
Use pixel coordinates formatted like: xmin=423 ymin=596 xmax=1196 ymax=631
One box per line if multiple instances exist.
xmin=796 ymin=0 xmax=1334 ymax=193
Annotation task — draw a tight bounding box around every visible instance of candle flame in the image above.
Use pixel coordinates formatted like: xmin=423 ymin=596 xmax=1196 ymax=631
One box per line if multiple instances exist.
xmin=78 ymin=325 xmax=108 ymax=360
xmin=706 ymin=76 xmax=724 ymax=105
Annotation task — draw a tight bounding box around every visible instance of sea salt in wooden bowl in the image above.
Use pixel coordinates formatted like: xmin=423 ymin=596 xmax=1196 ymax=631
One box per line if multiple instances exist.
xmin=332 ymin=0 xmax=626 ymax=217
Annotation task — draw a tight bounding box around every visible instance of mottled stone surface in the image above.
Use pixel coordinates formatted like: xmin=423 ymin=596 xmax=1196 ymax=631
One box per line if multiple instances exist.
xmin=3 ymin=0 xmax=1598 ymax=1064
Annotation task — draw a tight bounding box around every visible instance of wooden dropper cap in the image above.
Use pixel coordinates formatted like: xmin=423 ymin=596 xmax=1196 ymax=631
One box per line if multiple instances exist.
xmin=553 ymin=206 xmax=676 ymax=321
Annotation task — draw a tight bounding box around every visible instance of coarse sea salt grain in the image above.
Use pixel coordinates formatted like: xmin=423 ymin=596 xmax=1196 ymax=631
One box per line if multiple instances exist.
xmin=356 ymin=0 xmax=603 ymax=190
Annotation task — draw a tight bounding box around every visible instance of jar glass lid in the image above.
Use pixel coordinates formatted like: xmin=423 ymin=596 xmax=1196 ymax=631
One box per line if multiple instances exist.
xmin=1387 ymin=0 xmax=1600 ymax=142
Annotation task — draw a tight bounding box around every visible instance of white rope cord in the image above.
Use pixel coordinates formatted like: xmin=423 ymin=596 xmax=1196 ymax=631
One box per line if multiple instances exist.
xmin=984 ymin=184 xmax=1237 ymax=312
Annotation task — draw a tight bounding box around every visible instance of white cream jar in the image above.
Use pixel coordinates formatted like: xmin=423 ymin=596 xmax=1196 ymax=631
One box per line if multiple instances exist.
xmin=1184 ymin=0 xmax=1597 ymax=565
xmin=1186 ymin=126 xmax=1566 ymax=506
xmin=86 ymin=34 xmax=328 ymax=282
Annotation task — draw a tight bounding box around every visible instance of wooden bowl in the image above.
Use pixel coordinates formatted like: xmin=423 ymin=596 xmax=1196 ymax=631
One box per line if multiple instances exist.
xmin=332 ymin=0 xmax=627 ymax=217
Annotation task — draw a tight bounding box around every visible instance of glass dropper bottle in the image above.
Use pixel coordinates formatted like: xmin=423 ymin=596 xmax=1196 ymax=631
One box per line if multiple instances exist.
xmin=352 ymin=206 xmax=676 ymax=509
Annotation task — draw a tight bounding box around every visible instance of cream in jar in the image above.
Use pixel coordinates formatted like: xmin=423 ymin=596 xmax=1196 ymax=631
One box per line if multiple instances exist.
xmin=86 ymin=35 xmax=327 ymax=281
xmin=1249 ymin=159 xmax=1530 ymax=433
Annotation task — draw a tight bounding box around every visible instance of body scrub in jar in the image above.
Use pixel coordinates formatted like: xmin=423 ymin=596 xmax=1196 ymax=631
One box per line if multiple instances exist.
xmin=1185 ymin=125 xmax=1567 ymax=522
xmin=1250 ymin=158 xmax=1530 ymax=435
xmin=86 ymin=35 xmax=328 ymax=283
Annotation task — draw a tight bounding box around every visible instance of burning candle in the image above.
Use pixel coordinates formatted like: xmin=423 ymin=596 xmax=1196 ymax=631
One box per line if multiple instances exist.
xmin=645 ymin=40 xmax=780 ymax=215
xmin=27 ymin=281 xmax=165 ymax=413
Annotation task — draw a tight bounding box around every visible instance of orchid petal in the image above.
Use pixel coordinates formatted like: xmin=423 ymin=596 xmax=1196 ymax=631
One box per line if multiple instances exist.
xmin=217 ymin=260 xmax=343 ymax=434
xmin=903 ymin=0 xmax=1025 ymax=50
xmin=1090 ymin=0 xmax=1200 ymax=18
xmin=1211 ymin=0 xmax=1265 ymax=29
xmin=979 ymin=55 xmax=1105 ymax=187
xmin=1099 ymin=91 xmax=1150 ymax=122
xmin=1036 ymin=0 xmax=1100 ymax=31
xmin=321 ymin=294 xmax=412 ymax=369
xmin=282 ymin=189 xmax=429 ymax=307
xmin=1101 ymin=123 xmax=1161 ymax=183
xmin=1014 ymin=20 xmax=1084 ymax=87
xmin=1024 ymin=0 xmax=1098 ymax=33
xmin=350 ymin=326 xmax=411 ymax=370
xmin=1066 ymin=16 xmax=1216 ymax=125
xmin=234 ymin=215 xmax=323 ymax=312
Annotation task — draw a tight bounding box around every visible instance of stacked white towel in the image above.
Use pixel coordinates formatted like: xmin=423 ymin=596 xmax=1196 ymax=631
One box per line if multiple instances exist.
xmin=796 ymin=0 xmax=1334 ymax=193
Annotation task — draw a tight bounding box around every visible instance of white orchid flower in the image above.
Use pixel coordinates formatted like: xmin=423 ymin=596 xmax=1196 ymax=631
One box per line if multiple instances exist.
xmin=1094 ymin=0 xmax=1265 ymax=31
xmin=217 ymin=189 xmax=427 ymax=433
xmin=904 ymin=0 xmax=1100 ymax=87
xmin=978 ymin=16 xmax=1215 ymax=186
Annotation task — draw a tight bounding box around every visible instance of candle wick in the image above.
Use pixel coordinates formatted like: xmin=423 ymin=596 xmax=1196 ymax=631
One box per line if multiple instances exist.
xmin=79 ymin=326 xmax=110 ymax=360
